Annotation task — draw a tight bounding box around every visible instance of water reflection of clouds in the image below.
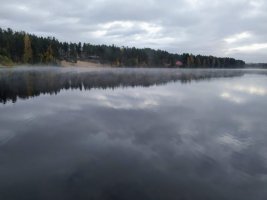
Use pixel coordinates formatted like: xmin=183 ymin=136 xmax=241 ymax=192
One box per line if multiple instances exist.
xmin=220 ymin=92 xmax=245 ymax=104
xmin=92 ymin=93 xmax=159 ymax=110
xmin=0 ymin=130 xmax=15 ymax=145
xmin=218 ymin=134 xmax=251 ymax=151
xmin=220 ymin=75 xmax=267 ymax=104
xmin=80 ymin=84 xmax=185 ymax=110
xmin=1 ymin=72 xmax=267 ymax=199
xmin=88 ymin=91 xmax=160 ymax=110
xmin=232 ymin=85 xmax=266 ymax=96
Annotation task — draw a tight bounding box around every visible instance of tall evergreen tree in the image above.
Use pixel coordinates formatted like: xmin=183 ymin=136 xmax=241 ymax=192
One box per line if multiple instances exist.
xmin=23 ymin=34 xmax=33 ymax=63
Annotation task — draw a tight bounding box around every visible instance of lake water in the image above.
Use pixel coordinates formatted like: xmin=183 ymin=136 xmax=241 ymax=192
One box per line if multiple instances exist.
xmin=0 ymin=67 xmax=267 ymax=200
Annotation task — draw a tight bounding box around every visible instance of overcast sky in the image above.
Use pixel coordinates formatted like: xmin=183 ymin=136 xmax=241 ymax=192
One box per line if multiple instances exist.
xmin=0 ymin=0 xmax=266 ymax=63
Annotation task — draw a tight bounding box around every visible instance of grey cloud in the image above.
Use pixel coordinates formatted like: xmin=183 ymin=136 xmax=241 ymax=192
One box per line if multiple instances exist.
xmin=0 ymin=0 xmax=266 ymax=62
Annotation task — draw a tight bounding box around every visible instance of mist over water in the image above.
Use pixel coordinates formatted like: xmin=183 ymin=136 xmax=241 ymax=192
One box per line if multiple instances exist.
xmin=1 ymin=67 xmax=267 ymax=200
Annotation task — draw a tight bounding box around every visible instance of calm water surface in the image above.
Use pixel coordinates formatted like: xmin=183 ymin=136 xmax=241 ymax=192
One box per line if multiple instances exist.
xmin=0 ymin=67 xmax=267 ymax=200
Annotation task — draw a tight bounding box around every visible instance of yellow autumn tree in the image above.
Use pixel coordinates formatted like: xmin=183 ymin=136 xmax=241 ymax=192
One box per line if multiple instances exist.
xmin=43 ymin=45 xmax=54 ymax=64
xmin=23 ymin=34 xmax=33 ymax=63
xmin=187 ymin=54 xmax=195 ymax=67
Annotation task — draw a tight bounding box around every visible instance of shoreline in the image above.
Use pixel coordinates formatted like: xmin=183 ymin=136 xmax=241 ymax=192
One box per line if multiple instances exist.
xmin=60 ymin=60 xmax=107 ymax=68
xmin=1 ymin=60 xmax=265 ymax=69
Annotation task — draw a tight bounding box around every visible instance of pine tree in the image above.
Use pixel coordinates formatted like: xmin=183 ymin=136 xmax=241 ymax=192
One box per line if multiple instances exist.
xmin=23 ymin=34 xmax=33 ymax=63
xmin=196 ymin=56 xmax=201 ymax=67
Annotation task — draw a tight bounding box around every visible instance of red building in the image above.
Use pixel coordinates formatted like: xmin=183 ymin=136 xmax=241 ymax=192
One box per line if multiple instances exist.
xmin=176 ymin=60 xmax=183 ymax=67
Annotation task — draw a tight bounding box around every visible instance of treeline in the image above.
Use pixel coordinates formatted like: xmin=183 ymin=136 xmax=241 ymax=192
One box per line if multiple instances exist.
xmin=0 ymin=27 xmax=245 ymax=68
xmin=246 ymin=63 xmax=267 ymax=69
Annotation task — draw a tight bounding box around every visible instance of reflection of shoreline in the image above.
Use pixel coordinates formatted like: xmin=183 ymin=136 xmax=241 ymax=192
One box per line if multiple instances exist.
xmin=0 ymin=68 xmax=266 ymax=103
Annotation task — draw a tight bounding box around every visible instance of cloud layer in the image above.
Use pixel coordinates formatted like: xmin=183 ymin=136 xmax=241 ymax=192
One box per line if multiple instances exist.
xmin=0 ymin=0 xmax=266 ymax=62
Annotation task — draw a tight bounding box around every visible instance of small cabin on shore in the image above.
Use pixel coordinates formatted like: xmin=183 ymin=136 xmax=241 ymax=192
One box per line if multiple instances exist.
xmin=176 ymin=60 xmax=183 ymax=67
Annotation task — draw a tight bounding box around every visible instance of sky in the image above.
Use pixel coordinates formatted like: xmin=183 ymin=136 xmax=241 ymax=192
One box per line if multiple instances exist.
xmin=0 ymin=0 xmax=266 ymax=63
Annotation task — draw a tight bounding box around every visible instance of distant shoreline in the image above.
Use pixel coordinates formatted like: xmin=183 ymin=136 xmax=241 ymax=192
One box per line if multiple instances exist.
xmin=1 ymin=60 xmax=267 ymax=69
xmin=60 ymin=60 xmax=107 ymax=68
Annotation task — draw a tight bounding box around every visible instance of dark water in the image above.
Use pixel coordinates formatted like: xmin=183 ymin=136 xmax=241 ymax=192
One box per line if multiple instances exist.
xmin=1 ymin=67 xmax=267 ymax=200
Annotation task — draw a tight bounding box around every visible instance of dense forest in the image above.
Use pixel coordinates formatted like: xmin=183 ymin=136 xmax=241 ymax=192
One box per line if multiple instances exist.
xmin=0 ymin=27 xmax=245 ymax=68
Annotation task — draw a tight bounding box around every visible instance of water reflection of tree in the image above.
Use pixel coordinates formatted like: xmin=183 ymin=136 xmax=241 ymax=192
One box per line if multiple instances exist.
xmin=0 ymin=69 xmax=254 ymax=103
